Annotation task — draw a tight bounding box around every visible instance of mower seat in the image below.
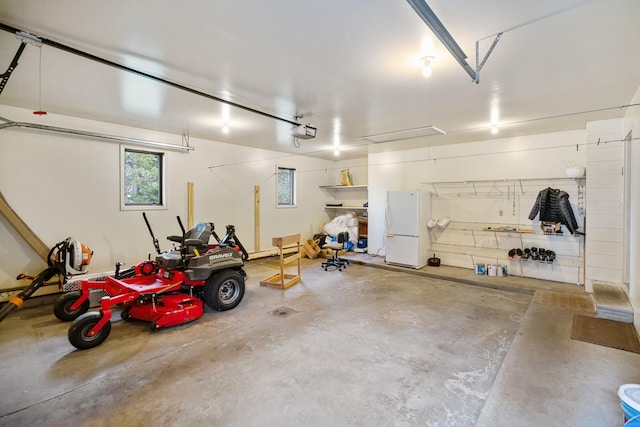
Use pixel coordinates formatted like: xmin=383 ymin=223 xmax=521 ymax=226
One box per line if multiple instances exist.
xmin=156 ymin=247 xmax=201 ymax=269
xmin=158 ymin=223 xmax=213 ymax=269
xmin=185 ymin=222 xmax=211 ymax=245
xmin=166 ymin=222 xmax=212 ymax=252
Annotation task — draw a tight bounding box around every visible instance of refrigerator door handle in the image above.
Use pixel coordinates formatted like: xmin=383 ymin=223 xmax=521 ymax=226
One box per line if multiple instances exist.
xmin=385 ymin=203 xmax=390 ymax=229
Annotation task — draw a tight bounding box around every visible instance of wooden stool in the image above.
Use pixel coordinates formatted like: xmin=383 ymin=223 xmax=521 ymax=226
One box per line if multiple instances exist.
xmin=260 ymin=234 xmax=301 ymax=289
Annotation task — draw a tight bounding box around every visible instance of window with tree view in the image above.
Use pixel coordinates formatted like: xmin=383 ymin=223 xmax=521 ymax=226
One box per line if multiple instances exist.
xmin=277 ymin=166 xmax=296 ymax=207
xmin=123 ymin=149 xmax=164 ymax=206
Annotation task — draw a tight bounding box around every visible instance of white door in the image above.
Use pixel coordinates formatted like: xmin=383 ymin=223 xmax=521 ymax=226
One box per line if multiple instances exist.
xmin=387 ymin=191 xmax=419 ymax=236
xmin=386 ymin=234 xmax=419 ymax=267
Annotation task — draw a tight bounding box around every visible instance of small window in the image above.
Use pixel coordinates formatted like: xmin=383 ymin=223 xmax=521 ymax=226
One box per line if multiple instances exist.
xmin=121 ymin=147 xmax=166 ymax=210
xmin=277 ymin=166 xmax=296 ymax=207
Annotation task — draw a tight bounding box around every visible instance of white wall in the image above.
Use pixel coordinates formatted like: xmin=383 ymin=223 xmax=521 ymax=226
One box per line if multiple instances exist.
xmin=624 ymin=88 xmax=640 ymax=329
xmin=584 ymin=118 xmax=625 ymax=292
xmin=368 ymin=130 xmax=588 ymax=281
xmin=0 ymin=105 xmax=364 ymax=291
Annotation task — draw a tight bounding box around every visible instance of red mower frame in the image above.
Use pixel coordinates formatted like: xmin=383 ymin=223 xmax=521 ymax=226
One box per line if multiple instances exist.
xmin=55 ymin=214 xmax=248 ymax=350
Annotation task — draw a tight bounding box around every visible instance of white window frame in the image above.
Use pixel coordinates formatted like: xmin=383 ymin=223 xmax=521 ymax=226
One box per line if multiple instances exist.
xmin=276 ymin=165 xmax=297 ymax=208
xmin=120 ymin=145 xmax=167 ymax=211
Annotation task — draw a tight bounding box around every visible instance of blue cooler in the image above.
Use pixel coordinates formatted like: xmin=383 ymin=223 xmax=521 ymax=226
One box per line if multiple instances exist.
xmin=357 ymin=238 xmax=367 ymax=249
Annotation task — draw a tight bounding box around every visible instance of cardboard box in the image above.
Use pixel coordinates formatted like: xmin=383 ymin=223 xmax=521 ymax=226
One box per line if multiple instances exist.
xmin=540 ymin=221 xmax=561 ymax=234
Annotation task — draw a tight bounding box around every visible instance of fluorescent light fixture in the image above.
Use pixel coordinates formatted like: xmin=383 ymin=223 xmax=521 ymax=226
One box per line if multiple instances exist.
xmin=491 ymin=109 xmax=499 ymax=123
xmin=360 ymin=125 xmax=446 ymax=143
xmin=490 ymin=103 xmax=499 ymax=133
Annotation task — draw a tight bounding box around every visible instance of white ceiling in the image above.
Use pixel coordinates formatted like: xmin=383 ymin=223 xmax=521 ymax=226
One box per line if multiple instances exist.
xmin=0 ymin=0 xmax=639 ymax=160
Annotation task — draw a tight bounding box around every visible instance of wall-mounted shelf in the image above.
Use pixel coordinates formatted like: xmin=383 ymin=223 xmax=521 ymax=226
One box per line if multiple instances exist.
xmin=319 ymin=185 xmax=368 ymax=190
xmin=430 ymin=242 xmax=583 ymax=281
xmin=320 ymin=185 xmax=368 ymax=215
xmin=440 ymin=222 xmax=584 ymax=236
xmin=422 ymin=177 xmax=584 ymax=198
xmin=324 ymin=206 xmax=367 ymax=211
xmin=429 ymin=217 xmax=584 ymax=284
xmin=429 ymin=242 xmax=583 ymax=269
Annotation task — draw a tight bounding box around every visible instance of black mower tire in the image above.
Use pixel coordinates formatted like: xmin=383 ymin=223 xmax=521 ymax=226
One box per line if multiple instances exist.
xmin=120 ymin=306 xmax=131 ymax=321
xmin=203 ymin=270 xmax=245 ymax=311
xmin=53 ymin=291 xmax=90 ymax=321
xmin=68 ymin=312 xmax=111 ymax=350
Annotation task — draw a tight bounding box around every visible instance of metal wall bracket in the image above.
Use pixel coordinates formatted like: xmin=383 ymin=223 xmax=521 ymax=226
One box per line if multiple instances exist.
xmin=406 ymin=0 xmax=502 ymax=84
xmin=474 ymin=33 xmax=502 ymax=84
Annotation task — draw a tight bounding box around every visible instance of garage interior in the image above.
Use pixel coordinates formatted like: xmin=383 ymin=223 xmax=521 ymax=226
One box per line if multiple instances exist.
xmin=1 ymin=1 xmax=640 ymax=425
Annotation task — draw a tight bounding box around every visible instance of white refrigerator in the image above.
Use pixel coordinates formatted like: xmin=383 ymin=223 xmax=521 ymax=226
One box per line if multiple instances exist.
xmin=385 ymin=190 xmax=431 ymax=269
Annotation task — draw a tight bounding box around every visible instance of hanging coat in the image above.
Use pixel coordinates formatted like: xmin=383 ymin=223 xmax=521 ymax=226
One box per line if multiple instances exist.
xmin=528 ymin=187 xmax=580 ymax=234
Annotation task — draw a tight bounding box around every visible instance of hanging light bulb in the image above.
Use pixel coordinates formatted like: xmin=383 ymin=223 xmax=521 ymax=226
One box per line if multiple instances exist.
xmin=332 ymin=117 xmax=341 ymax=156
xmin=221 ymin=104 xmax=230 ymax=134
xmin=420 ymin=56 xmax=435 ymax=78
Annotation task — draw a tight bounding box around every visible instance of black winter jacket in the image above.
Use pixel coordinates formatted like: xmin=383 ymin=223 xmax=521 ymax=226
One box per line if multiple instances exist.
xmin=528 ymin=187 xmax=579 ymax=234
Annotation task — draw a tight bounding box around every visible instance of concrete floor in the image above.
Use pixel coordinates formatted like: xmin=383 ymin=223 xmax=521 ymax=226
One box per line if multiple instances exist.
xmin=1 ymin=254 xmax=639 ymax=426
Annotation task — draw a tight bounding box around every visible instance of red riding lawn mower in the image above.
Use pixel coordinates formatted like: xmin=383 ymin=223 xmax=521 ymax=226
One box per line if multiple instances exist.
xmin=55 ymin=213 xmax=248 ymax=350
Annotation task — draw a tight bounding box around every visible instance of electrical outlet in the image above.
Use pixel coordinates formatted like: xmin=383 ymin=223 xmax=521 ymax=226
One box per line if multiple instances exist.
xmin=499 ymin=210 xmax=503 ymax=216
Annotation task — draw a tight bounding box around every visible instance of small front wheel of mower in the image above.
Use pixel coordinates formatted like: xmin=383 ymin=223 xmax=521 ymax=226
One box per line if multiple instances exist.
xmin=120 ymin=306 xmax=131 ymax=321
xmin=68 ymin=312 xmax=111 ymax=350
xmin=53 ymin=291 xmax=90 ymax=321
xmin=203 ymin=270 xmax=245 ymax=311
xmin=150 ymin=320 xmax=161 ymax=332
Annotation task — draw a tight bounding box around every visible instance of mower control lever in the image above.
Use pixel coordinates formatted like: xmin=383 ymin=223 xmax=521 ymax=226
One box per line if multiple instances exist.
xmin=143 ymin=212 xmax=162 ymax=255
xmin=115 ymin=262 xmax=124 ymax=277
xmin=177 ymin=216 xmax=186 ymax=235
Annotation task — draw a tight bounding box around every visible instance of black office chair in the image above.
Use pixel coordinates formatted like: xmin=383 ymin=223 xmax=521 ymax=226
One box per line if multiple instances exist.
xmin=321 ymin=231 xmax=350 ymax=271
